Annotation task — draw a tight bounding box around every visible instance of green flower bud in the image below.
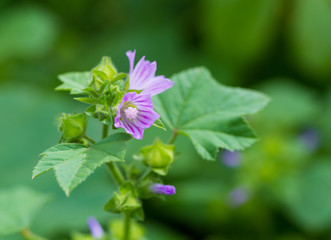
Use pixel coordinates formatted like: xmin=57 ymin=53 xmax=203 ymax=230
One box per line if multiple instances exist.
xmin=58 ymin=113 xmax=88 ymax=142
xmin=140 ymin=139 xmax=175 ymax=175
xmin=89 ymin=57 xmax=118 ymax=91
xmin=94 ymin=56 xmax=117 ymax=80
xmin=104 ymin=182 xmax=142 ymax=216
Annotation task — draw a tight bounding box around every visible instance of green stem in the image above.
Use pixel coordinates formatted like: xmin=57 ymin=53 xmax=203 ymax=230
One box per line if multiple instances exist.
xmin=106 ymin=162 xmax=125 ymax=185
xmin=102 ymin=124 xmax=109 ymax=139
xmin=21 ymin=228 xmax=46 ymax=240
xmin=102 ymin=124 xmax=131 ymax=239
xmin=123 ymin=213 xmax=131 ymax=240
xmin=138 ymin=167 xmax=152 ymax=182
xmin=102 ymin=124 xmax=125 ymax=185
xmin=168 ymin=128 xmax=178 ymax=144
xmin=84 ymin=134 xmax=96 ymax=144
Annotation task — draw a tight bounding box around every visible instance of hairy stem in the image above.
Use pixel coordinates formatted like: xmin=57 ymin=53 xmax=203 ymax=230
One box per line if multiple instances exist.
xmin=168 ymin=128 xmax=178 ymax=144
xmin=123 ymin=213 xmax=131 ymax=240
xmin=102 ymin=123 xmax=131 ymax=239
xmin=106 ymin=162 xmax=125 ymax=185
xmin=84 ymin=134 xmax=96 ymax=144
xmin=102 ymin=124 xmax=109 ymax=139
xmin=21 ymin=228 xmax=46 ymax=240
xmin=102 ymin=124 xmax=125 ymax=185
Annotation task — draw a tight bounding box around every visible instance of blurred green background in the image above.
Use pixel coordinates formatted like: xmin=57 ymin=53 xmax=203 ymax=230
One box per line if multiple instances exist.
xmin=1 ymin=0 xmax=331 ymax=239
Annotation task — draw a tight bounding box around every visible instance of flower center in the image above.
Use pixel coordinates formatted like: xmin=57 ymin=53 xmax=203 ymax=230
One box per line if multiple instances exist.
xmin=124 ymin=107 xmax=138 ymax=120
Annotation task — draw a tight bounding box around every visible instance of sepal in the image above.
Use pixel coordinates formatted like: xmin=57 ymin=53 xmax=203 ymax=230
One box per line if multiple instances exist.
xmin=153 ymin=118 xmax=166 ymax=131
xmin=104 ymin=182 xmax=143 ymax=218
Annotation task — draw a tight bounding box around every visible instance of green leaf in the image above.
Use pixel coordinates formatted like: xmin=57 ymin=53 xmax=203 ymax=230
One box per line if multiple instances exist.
xmin=32 ymin=133 xmax=131 ymax=196
xmin=87 ymin=133 xmax=132 ymax=163
xmin=82 ymin=87 xmax=99 ymax=98
xmin=92 ymin=70 xmax=109 ymax=82
xmin=153 ymin=119 xmax=166 ymax=131
xmin=153 ymin=67 xmax=269 ymax=160
xmin=74 ymin=97 xmax=99 ymax=105
xmin=56 ymin=72 xmax=91 ymax=95
xmin=0 ymin=187 xmax=49 ymax=236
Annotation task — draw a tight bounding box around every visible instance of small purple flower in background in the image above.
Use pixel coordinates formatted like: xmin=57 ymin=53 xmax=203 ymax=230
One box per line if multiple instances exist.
xmin=87 ymin=217 xmax=104 ymax=239
xmin=228 ymin=187 xmax=250 ymax=208
xmin=221 ymin=150 xmax=241 ymax=167
xmin=299 ymin=128 xmax=320 ymax=151
xmin=150 ymin=183 xmax=176 ymax=195
xmin=126 ymin=50 xmax=174 ymax=96
xmin=114 ymin=92 xmax=160 ymax=139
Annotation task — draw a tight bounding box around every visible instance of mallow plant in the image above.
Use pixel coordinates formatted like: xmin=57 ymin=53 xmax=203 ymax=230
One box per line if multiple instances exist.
xmin=25 ymin=50 xmax=268 ymax=239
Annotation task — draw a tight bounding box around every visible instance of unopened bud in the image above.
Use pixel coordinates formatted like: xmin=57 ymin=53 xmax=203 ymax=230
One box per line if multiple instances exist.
xmin=58 ymin=113 xmax=88 ymax=141
xmin=140 ymin=139 xmax=175 ymax=168
xmin=94 ymin=56 xmax=117 ymax=80
xmin=150 ymin=184 xmax=176 ymax=195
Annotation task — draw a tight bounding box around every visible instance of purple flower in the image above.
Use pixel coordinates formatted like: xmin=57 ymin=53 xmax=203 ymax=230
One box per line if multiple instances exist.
xmin=228 ymin=187 xmax=249 ymax=208
xmin=87 ymin=217 xmax=104 ymax=239
xmin=114 ymin=92 xmax=160 ymax=139
xmin=221 ymin=150 xmax=241 ymax=167
xmin=150 ymin=183 xmax=176 ymax=195
xmin=126 ymin=50 xmax=174 ymax=96
xmin=299 ymin=128 xmax=320 ymax=151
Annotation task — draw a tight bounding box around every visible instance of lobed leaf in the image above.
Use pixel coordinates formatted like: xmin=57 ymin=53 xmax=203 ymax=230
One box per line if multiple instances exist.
xmin=33 ymin=133 xmax=131 ymax=196
xmin=153 ymin=67 xmax=269 ymax=160
xmin=56 ymin=72 xmax=91 ymax=95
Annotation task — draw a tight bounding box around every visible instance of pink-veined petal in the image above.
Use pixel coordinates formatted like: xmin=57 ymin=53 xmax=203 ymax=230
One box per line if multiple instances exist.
xmin=140 ymin=75 xmax=174 ymax=96
xmin=114 ymin=92 xmax=159 ymax=140
xmin=126 ymin=50 xmax=136 ymax=74
xmin=130 ymin=57 xmax=157 ymax=90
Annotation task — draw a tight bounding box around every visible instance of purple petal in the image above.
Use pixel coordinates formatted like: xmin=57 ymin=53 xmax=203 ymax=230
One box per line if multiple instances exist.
xmin=130 ymin=57 xmax=156 ymax=90
xmin=150 ymin=184 xmax=176 ymax=195
xmin=126 ymin=50 xmax=136 ymax=74
xmin=126 ymin=120 xmax=143 ymax=139
xmin=126 ymin=50 xmax=173 ymax=96
xmin=140 ymin=75 xmax=174 ymax=96
xmin=132 ymin=94 xmax=153 ymax=108
xmin=122 ymin=91 xmax=136 ymax=102
xmin=87 ymin=217 xmax=104 ymax=239
xmin=115 ymin=92 xmax=159 ymax=140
